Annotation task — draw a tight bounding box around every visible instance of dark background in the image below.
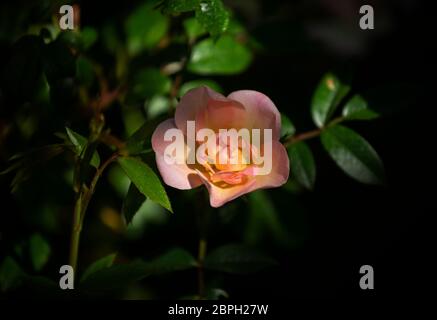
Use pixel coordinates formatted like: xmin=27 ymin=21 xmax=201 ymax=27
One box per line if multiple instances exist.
xmin=1 ymin=0 xmax=435 ymax=299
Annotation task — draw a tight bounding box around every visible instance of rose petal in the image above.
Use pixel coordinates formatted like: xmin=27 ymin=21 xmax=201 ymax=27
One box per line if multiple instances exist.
xmin=151 ymin=118 xmax=179 ymax=155
xmin=195 ymin=98 xmax=247 ymax=131
xmin=152 ymin=118 xmax=202 ymax=190
xmin=196 ymin=169 xmax=258 ymax=208
xmin=175 ymin=86 xmax=228 ymax=134
xmin=227 ymin=90 xmax=281 ymax=140
xmin=254 ymin=140 xmax=289 ymax=188
xmin=156 ymin=153 xmax=202 ymax=190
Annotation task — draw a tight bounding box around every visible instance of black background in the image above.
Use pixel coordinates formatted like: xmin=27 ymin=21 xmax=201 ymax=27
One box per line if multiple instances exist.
xmin=1 ymin=0 xmax=435 ymax=299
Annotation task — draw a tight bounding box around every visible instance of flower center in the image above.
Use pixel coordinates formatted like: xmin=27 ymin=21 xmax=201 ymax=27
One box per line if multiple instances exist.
xmin=214 ymin=147 xmax=248 ymax=172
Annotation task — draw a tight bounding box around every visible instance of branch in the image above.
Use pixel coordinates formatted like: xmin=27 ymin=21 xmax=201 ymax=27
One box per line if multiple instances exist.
xmin=282 ymin=116 xmax=345 ymax=147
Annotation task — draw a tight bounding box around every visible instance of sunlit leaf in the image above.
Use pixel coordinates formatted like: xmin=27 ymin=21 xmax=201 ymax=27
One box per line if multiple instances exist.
xmin=311 ymin=73 xmax=350 ymax=127
xmin=146 ymin=95 xmax=170 ymax=118
xmin=179 ymin=79 xmax=223 ymax=96
xmin=162 ymin=0 xmax=199 ymax=14
xmin=125 ymin=2 xmax=169 ymax=55
xmin=287 ymin=142 xmax=316 ymax=190
xmin=65 ymin=127 xmax=100 ymax=168
xmin=342 ymin=94 xmax=379 ymax=120
xmin=195 ymin=0 xmax=230 ymax=37
xmin=188 ymin=35 xmax=252 ymax=75
xmin=117 ymin=157 xmax=172 ymax=212
xmin=204 ymin=244 xmax=277 ymax=274
xmin=183 ymin=17 xmax=206 ymax=42
xmin=321 ymin=125 xmax=385 ymax=184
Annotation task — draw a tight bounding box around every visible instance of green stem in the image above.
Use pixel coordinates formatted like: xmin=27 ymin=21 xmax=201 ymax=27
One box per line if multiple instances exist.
xmin=79 ymin=153 xmax=119 ymax=227
xmin=69 ymin=192 xmax=82 ymax=272
xmin=197 ymin=238 xmax=207 ymax=299
xmin=68 ymin=153 xmax=118 ymax=274
xmin=284 ymin=128 xmax=322 ymax=147
xmin=283 ymin=116 xmax=345 ymax=147
xmin=196 ymin=190 xmax=209 ymax=299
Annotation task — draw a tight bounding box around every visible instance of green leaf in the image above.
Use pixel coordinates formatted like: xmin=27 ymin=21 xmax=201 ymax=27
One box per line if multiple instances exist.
xmin=80 ymin=248 xmax=196 ymax=291
xmin=76 ymin=56 xmax=95 ymax=87
xmin=321 ymin=125 xmax=385 ymax=184
xmin=0 ymin=257 xmax=24 ymax=292
xmin=287 ymin=142 xmax=316 ymax=190
xmin=162 ymin=0 xmax=199 ymax=14
xmin=179 ymin=79 xmax=223 ymax=96
xmin=311 ymin=73 xmax=350 ymax=128
xmin=280 ymin=113 xmax=296 ymax=138
xmin=65 ymin=127 xmax=100 ymax=168
xmin=246 ymin=190 xmax=290 ymax=245
xmin=80 ymin=253 xmax=117 ymax=283
xmin=58 ymin=28 xmax=97 ymax=51
xmin=188 ymin=35 xmax=252 ymax=75
xmin=125 ymin=117 xmax=164 ymax=155
xmin=80 ymin=260 xmax=148 ymax=291
xmin=29 ymin=233 xmax=51 ymax=272
xmin=227 ymin=18 xmax=247 ymax=36
xmin=342 ymin=94 xmax=379 ymax=120
xmin=129 ymin=68 xmax=171 ymax=100
xmin=124 ymin=114 xmax=167 ymax=155
xmin=80 ymin=27 xmax=98 ymax=50
xmin=146 ymin=95 xmax=170 ymax=118
xmin=58 ymin=30 xmax=82 ymax=49
xmin=146 ymin=248 xmax=198 ymax=273
xmin=117 ymin=157 xmax=172 ymax=212
xmin=0 ymin=257 xmax=59 ymax=295
xmin=204 ymin=244 xmax=277 ymax=274
xmin=1 ymin=144 xmax=65 ymax=193
xmin=108 ymin=164 xmax=131 ymax=197
xmin=206 ymin=288 xmax=229 ymax=300
xmin=183 ymin=17 xmax=206 ymax=42
xmin=195 ymin=0 xmax=230 ymax=37
xmin=126 ymin=199 xmax=168 ymax=239
xmin=125 ymin=2 xmax=169 ymax=55
xmin=122 ymin=183 xmax=146 ymax=225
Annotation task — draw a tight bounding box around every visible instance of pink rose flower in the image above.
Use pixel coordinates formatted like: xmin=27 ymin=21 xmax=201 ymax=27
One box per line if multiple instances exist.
xmin=151 ymin=86 xmax=289 ymax=207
